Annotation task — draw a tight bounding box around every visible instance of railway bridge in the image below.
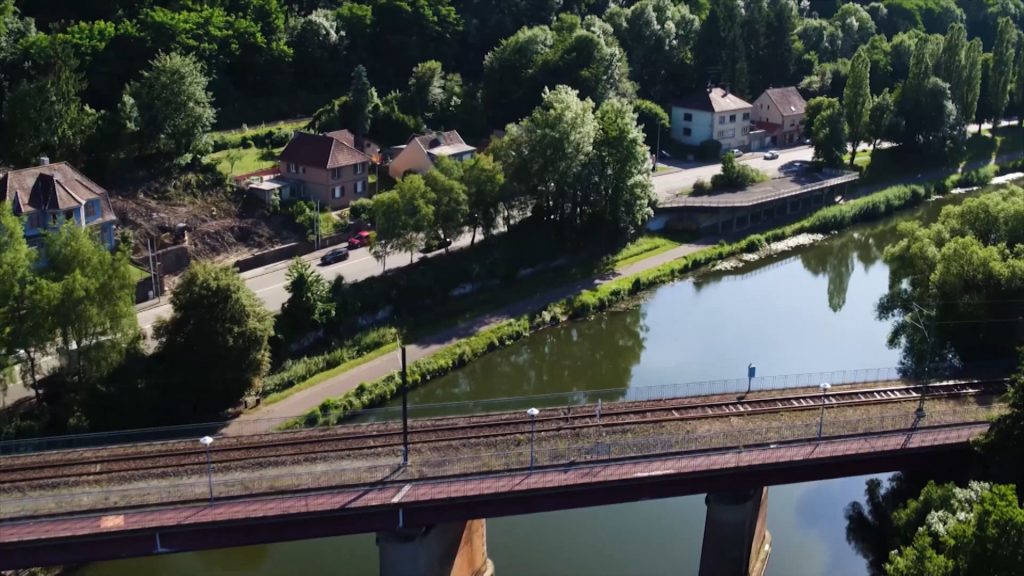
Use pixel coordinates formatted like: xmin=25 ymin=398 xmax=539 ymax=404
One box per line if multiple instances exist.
xmin=0 ymin=376 xmax=1008 ymax=575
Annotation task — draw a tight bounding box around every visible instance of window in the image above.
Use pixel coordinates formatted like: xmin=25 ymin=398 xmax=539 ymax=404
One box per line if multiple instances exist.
xmin=300 ymin=166 xmax=306 ymax=174
xmin=50 ymin=213 xmax=59 ymax=226
xmin=28 ymin=213 xmax=42 ymax=229
xmin=84 ymin=200 xmax=98 ymax=220
xmin=64 ymin=209 xmax=75 ymax=222
xmin=288 ymin=163 xmax=297 ymax=174
xmin=331 ymin=167 xmax=342 ymax=180
xmin=683 ymin=127 xmax=692 ymax=137
xmin=729 ymin=114 xmax=736 ymax=123
xmin=743 ymin=112 xmax=750 ymax=121
xmin=356 ymin=180 xmax=366 ymax=194
xmin=742 ymin=126 xmax=750 ymax=135
xmin=683 ymin=112 xmax=693 ymax=122
xmin=789 ymin=121 xmax=796 ymax=128
xmin=721 ymin=128 xmax=736 ymax=139
xmin=718 ymin=116 xmax=725 ymax=125
xmin=355 ymin=163 xmax=364 ymax=175
xmin=333 ymin=186 xmax=343 ymax=199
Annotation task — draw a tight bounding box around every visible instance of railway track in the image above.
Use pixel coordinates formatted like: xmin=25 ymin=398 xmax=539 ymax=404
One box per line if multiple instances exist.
xmin=0 ymin=380 xmax=1005 ymax=485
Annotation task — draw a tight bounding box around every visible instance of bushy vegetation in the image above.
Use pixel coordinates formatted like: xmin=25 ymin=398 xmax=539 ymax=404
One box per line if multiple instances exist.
xmin=709 ymin=153 xmax=769 ymax=191
xmin=262 ymin=326 xmax=399 ymax=398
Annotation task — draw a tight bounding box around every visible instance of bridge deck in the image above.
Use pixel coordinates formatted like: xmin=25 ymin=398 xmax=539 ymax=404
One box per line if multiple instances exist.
xmin=0 ymin=422 xmax=987 ymax=569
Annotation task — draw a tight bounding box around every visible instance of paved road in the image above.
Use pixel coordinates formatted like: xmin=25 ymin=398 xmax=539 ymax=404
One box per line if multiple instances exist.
xmin=135 ymin=233 xmax=477 ymax=333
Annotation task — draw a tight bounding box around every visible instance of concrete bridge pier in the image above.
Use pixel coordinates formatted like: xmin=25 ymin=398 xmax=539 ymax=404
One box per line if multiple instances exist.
xmin=377 ymin=519 xmax=494 ymax=576
xmin=698 ymin=487 xmax=771 ymax=576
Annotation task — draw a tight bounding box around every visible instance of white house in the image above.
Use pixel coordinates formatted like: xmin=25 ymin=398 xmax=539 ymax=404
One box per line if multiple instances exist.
xmin=387 ymin=131 xmax=476 ymax=179
xmin=670 ymin=87 xmax=753 ymax=150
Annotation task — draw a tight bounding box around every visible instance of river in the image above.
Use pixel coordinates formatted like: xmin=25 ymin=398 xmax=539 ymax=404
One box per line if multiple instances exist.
xmin=83 ymin=194 xmax=970 ymax=576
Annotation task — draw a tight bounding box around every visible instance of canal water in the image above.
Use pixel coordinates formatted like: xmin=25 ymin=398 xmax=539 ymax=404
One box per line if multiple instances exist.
xmin=83 ymin=195 xmax=966 ymax=576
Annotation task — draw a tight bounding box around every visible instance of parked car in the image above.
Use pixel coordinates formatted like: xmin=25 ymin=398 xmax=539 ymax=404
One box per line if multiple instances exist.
xmin=348 ymin=230 xmax=372 ymax=249
xmin=320 ymin=247 xmax=349 ymax=265
xmin=763 ymin=150 xmax=779 ymax=160
xmin=730 ymin=148 xmax=744 ymax=157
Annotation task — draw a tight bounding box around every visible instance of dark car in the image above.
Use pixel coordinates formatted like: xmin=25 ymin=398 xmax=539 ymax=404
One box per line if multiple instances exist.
xmin=320 ymin=247 xmax=349 ymax=265
xmin=348 ymin=230 xmax=372 ymax=249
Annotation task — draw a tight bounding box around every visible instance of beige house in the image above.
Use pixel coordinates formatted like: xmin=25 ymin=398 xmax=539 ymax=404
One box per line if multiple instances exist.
xmin=751 ymin=87 xmax=807 ymax=147
xmin=278 ymin=131 xmax=372 ymax=210
xmin=387 ymin=131 xmax=476 ymax=179
xmin=670 ymin=87 xmax=753 ymax=150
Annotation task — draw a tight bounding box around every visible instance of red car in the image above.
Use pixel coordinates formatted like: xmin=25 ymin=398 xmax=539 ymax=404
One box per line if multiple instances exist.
xmin=348 ymin=230 xmax=372 ymax=249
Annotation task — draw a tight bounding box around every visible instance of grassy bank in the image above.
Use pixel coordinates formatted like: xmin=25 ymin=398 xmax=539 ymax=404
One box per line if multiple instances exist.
xmin=287 ymin=182 xmax=936 ymax=429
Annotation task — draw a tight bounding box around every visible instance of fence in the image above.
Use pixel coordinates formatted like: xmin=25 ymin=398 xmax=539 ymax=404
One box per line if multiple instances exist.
xmin=1 ymin=367 xmax=905 ymax=455
xmin=0 ymin=407 xmax=1002 ymax=522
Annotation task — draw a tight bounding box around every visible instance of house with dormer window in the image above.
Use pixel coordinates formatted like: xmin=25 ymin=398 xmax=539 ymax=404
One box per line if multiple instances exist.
xmin=1 ymin=159 xmax=119 ymax=254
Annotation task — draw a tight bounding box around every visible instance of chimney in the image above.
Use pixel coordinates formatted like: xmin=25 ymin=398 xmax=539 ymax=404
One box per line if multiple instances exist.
xmin=39 ymin=156 xmax=50 ymax=166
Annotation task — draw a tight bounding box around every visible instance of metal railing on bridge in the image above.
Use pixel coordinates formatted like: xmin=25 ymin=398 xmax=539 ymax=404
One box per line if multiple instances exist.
xmin=1 ymin=367 xmax=905 ymax=455
xmin=0 ymin=405 xmax=1005 ymax=523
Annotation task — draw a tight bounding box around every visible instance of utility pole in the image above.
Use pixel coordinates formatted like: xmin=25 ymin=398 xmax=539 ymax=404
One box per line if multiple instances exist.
xmin=401 ymin=345 xmax=409 ymax=467
xmin=907 ymin=302 xmax=934 ymax=420
xmin=314 ymin=200 xmax=320 ymax=250
xmin=146 ymin=237 xmax=159 ymax=301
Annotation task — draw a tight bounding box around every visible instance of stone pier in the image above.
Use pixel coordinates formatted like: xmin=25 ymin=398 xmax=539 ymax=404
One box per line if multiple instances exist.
xmin=377 ymin=519 xmax=494 ymax=576
xmin=697 ymin=487 xmax=771 ymax=576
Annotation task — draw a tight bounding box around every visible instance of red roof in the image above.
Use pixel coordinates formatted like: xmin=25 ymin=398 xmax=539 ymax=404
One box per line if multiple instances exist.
xmin=279 ymin=132 xmax=371 ymax=170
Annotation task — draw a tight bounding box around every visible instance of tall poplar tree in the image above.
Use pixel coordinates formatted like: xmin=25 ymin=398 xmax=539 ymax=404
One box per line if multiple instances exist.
xmin=844 ymin=47 xmax=872 ymax=167
xmin=988 ymin=18 xmax=1018 ymax=122
xmin=958 ymin=39 xmax=984 ymax=128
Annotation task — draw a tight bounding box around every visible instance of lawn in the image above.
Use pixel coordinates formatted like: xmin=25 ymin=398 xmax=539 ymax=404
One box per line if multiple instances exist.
xmin=205 ymin=146 xmax=283 ymax=177
xmin=212 ymin=118 xmax=307 ymax=138
xmin=608 ymin=234 xmax=683 ymax=268
xmin=128 ymin=265 xmax=151 ymax=282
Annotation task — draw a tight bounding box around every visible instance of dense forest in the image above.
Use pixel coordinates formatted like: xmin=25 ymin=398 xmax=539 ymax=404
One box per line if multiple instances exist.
xmin=1 ymin=0 xmax=1022 ymax=177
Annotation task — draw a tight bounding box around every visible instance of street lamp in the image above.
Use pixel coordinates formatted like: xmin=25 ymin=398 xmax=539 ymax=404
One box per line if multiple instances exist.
xmin=400 ymin=344 xmax=409 ymax=467
xmin=199 ymin=436 xmax=214 ymax=503
xmin=817 ymin=383 xmax=831 ymax=440
xmin=527 ymin=407 xmax=540 ymax=471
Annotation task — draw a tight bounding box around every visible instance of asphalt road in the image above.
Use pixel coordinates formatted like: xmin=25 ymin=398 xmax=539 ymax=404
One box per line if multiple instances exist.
xmin=135 ymin=233 xmax=476 ymax=333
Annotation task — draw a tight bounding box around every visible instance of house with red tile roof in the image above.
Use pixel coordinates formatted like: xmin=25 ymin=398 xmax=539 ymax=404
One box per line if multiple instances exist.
xmin=278 ymin=131 xmax=373 ymax=209
xmin=1 ymin=159 xmax=119 ymax=252
xmin=751 ymin=87 xmax=807 ymax=147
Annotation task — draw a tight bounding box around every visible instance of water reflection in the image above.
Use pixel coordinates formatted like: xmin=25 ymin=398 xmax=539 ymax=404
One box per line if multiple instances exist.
xmin=405 ymin=308 xmax=649 ymax=406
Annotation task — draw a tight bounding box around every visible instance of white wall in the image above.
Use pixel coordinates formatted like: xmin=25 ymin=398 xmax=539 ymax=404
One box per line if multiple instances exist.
xmin=670 ymin=107 xmax=714 ymax=145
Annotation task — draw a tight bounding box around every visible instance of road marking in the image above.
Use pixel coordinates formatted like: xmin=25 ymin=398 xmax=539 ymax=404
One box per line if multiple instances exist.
xmin=252 ymin=253 xmax=377 ymax=294
xmin=391 ymin=484 xmax=413 ymax=503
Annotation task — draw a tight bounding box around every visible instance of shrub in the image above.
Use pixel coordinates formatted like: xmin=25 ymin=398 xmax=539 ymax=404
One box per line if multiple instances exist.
xmin=691 ymin=179 xmax=711 ymax=195
xmin=698 ymin=139 xmax=723 ymax=161
xmin=262 ymin=327 xmax=399 ymax=397
xmin=955 ymin=165 xmax=998 ymax=188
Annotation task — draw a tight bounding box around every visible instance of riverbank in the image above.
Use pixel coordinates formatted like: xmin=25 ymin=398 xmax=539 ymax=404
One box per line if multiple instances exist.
xmin=285 ymin=182 xmax=948 ymax=429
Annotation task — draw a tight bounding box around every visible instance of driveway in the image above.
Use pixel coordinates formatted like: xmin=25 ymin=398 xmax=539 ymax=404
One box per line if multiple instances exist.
xmin=654 ymin=146 xmax=816 ymax=202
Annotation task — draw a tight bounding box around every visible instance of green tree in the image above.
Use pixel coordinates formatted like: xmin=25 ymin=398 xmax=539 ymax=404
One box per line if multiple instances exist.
xmin=123 ymin=52 xmax=216 ymax=162
xmin=833 ymin=2 xmax=877 ymax=58
xmin=422 ymin=159 xmax=468 ymax=252
xmin=287 ymin=9 xmax=344 ymax=95
xmin=604 ymin=0 xmax=699 ymax=102
xmin=807 ymin=96 xmax=848 ymax=167
xmin=878 ymin=186 xmax=1024 ymax=375
xmin=632 ymin=99 xmax=669 ymax=150
xmin=589 ymin=98 xmax=654 ymax=238
xmin=868 ymin=88 xmax=895 ymax=151
xmin=461 ymin=153 xmax=504 ymax=245
xmin=482 ymin=25 xmax=555 ymax=127
xmin=497 ymin=85 xmax=597 ymax=234
xmin=348 ymin=65 xmax=377 ymax=140
xmin=977 ymin=355 xmax=1024 ymax=489
xmin=394 ymin=174 xmax=435 ymax=260
xmin=845 ymin=47 xmax=873 ymax=167
xmin=368 ymin=191 xmax=402 ymax=270
xmin=42 ymin=223 xmax=138 ymax=387
xmin=710 ymin=152 xmax=768 ymax=191
xmin=0 ymin=202 xmax=34 ymax=395
xmin=1 ymin=58 xmax=97 ymax=166
xmin=885 ymin=532 xmax=955 ymax=576
xmin=762 ymin=0 xmax=800 ymax=88
xmin=695 ymin=0 xmax=749 ymax=96
xmin=934 ymin=23 xmax=966 ymax=99
xmin=277 ymin=257 xmax=333 ymax=344
xmin=1014 ymin=34 xmax=1024 ymax=127
xmin=957 ymin=38 xmax=985 ymax=128
xmin=153 ymin=263 xmax=273 ymax=419
xmin=987 ymin=17 xmax=1019 ymax=122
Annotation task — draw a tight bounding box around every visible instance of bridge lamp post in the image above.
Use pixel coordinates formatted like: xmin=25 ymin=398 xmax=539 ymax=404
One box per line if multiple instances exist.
xmin=527 ymin=407 xmax=540 ymax=471
xmin=199 ymin=436 xmax=214 ymax=503
xmin=817 ymin=383 xmax=831 ymax=440
xmin=401 ymin=345 xmax=409 ymax=467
